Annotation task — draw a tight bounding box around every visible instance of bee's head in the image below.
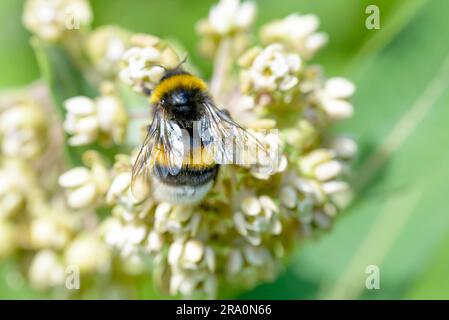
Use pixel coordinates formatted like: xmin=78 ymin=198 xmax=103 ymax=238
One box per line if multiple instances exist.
xmin=151 ymin=69 xmax=208 ymax=121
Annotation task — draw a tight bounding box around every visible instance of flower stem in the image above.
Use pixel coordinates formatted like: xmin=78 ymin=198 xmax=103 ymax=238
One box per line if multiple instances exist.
xmin=210 ymin=37 xmax=233 ymax=104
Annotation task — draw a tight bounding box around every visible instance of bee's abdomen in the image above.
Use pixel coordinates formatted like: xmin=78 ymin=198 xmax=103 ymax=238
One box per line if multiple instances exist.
xmin=153 ymin=164 xmax=219 ymax=186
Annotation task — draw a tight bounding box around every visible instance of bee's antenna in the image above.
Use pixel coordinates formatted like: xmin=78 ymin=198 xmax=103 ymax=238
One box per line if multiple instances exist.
xmin=152 ymin=63 xmax=167 ymax=71
xmin=175 ymin=54 xmax=189 ymax=70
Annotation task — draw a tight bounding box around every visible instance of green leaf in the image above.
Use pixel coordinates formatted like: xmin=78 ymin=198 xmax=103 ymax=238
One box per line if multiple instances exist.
xmin=243 ymin=0 xmax=449 ymax=299
xmin=407 ymin=229 xmax=449 ymax=299
xmin=31 ymin=37 xmax=98 ymax=166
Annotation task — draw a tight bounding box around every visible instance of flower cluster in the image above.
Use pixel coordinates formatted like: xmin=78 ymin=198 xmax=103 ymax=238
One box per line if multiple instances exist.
xmin=63 ymin=83 xmax=128 ymax=146
xmin=23 ymin=0 xmax=92 ymax=42
xmin=1 ymin=0 xmax=358 ymax=299
xmin=58 ymin=151 xmax=111 ymax=209
xmin=0 ymin=85 xmax=115 ymax=294
xmin=0 ymin=94 xmax=48 ymax=159
xmin=85 ymin=26 xmax=132 ymax=78
xmin=119 ymin=34 xmax=180 ymax=93
xmin=239 ymin=44 xmax=302 ymax=103
xmin=260 ymin=13 xmax=328 ymax=59
xmin=196 ymin=0 xmax=256 ymax=58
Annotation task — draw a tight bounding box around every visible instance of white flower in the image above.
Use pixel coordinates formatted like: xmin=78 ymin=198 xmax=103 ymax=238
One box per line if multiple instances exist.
xmin=58 ymin=165 xmax=109 ymax=209
xmin=169 ymin=239 xmax=212 ymax=268
xmin=317 ymin=77 xmax=355 ymax=121
xmin=119 ymin=47 xmax=163 ymax=92
xmin=196 ymin=0 xmax=256 ymax=58
xmin=242 ymin=245 xmax=273 ymax=267
xmin=0 ymin=101 xmax=47 ymax=159
xmin=240 ymin=44 xmax=301 ymax=97
xmin=280 ymin=167 xmax=350 ymax=227
xmin=106 ymin=172 xmax=133 ymax=205
xmin=153 ymin=202 xmax=201 ymax=236
xmin=106 ymin=154 xmax=153 ymax=221
xmin=168 ymin=239 xmax=216 ymax=298
xmin=85 ymin=26 xmax=131 ymax=76
xmin=30 ymin=215 xmax=72 ymax=250
xmin=314 ymin=160 xmax=343 ymax=181
xmin=280 ymin=178 xmax=317 ymax=229
xmin=293 ymin=176 xmax=325 ymax=204
xmin=234 ymin=195 xmax=282 ymax=245
xmin=146 ymin=231 xmax=165 ymax=253
xmin=226 ymin=245 xmax=277 ymax=286
xmin=63 ymin=96 xmax=98 ymax=145
xmin=23 ymin=0 xmax=92 ymax=42
xmin=29 ymin=250 xmax=65 ymax=290
xmin=102 ymin=217 xmax=147 ymax=258
xmin=299 ymin=149 xmax=344 ymax=181
xmin=96 ymin=95 xmax=128 ymax=144
xmin=247 ymin=129 xmax=287 ymax=180
xmin=119 ymin=34 xmax=180 ymax=93
xmin=201 ymin=0 xmax=256 ymax=35
xmin=0 ymin=159 xmax=41 ymax=220
xmin=63 ymin=93 xmax=128 ymax=146
xmin=64 ymin=233 xmax=111 ymax=274
xmin=330 ymin=136 xmax=358 ymax=159
xmin=260 ymin=13 xmax=328 ymax=59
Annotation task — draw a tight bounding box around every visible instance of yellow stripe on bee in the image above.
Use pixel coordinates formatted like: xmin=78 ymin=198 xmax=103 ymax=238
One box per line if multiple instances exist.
xmin=153 ymin=143 xmax=215 ymax=169
xmin=150 ymin=74 xmax=208 ymax=104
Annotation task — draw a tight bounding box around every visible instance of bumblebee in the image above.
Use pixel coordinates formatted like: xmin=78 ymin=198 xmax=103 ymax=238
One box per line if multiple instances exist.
xmin=131 ymin=67 xmax=272 ymax=204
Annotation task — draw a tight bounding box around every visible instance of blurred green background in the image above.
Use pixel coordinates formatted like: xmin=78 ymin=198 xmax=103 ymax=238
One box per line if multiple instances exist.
xmin=2 ymin=0 xmax=449 ymax=299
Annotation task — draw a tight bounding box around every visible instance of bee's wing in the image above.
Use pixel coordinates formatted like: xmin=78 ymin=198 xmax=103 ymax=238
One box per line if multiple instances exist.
xmin=131 ymin=108 xmax=184 ymax=200
xmin=200 ymin=101 xmax=277 ymax=174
